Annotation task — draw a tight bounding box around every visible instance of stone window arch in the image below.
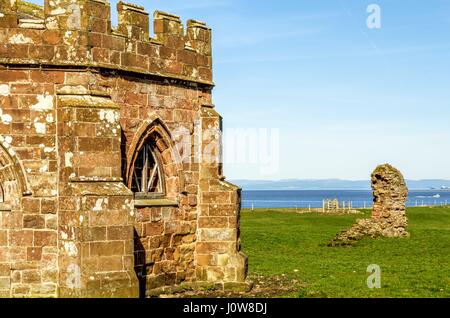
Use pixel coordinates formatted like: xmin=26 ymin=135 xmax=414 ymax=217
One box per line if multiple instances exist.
xmin=124 ymin=118 xmax=184 ymax=203
xmin=130 ymin=141 xmax=165 ymax=199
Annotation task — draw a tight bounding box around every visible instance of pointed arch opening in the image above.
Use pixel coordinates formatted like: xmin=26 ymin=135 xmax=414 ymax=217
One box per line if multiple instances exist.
xmin=124 ymin=118 xmax=183 ymax=202
xmin=0 ymin=141 xmax=31 ymax=209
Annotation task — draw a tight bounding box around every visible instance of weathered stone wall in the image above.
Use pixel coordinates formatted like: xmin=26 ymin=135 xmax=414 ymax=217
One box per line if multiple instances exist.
xmin=111 ymin=73 xmax=206 ymax=294
xmin=330 ymin=164 xmax=409 ymax=246
xmin=0 ymin=67 xmax=60 ymax=298
xmin=0 ymin=0 xmax=247 ymax=297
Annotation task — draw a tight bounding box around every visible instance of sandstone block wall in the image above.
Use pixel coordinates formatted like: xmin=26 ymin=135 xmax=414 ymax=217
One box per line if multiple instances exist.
xmin=0 ymin=0 xmax=247 ymax=297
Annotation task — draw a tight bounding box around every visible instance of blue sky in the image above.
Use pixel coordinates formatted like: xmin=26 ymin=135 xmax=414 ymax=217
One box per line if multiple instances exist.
xmin=30 ymin=1 xmax=450 ymax=180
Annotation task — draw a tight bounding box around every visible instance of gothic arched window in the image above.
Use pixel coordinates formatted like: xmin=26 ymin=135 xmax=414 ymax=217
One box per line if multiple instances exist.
xmin=130 ymin=142 xmax=165 ymax=199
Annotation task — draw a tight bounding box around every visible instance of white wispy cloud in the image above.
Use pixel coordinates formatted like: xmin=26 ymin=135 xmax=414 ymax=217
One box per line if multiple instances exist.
xmin=216 ymin=28 xmax=322 ymax=48
xmin=283 ymin=11 xmax=345 ymax=22
xmin=215 ymin=43 xmax=450 ymax=65
xmin=151 ymin=0 xmax=231 ymax=12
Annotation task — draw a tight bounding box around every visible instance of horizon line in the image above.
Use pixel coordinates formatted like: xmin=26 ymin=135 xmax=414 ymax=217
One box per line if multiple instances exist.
xmin=230 ymin=178 xmax=450 ymax=181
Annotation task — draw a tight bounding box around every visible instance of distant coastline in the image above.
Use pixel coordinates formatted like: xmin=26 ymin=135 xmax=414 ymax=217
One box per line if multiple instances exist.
xmin=240 ymin=189 xmax=450 ymax=209
xmin=231 ymin=179 xmax=450 ymax=191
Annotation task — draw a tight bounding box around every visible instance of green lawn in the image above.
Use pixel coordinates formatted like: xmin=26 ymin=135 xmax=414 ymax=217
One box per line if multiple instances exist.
xmin=240 ymin=207 xmax=450 ymax=298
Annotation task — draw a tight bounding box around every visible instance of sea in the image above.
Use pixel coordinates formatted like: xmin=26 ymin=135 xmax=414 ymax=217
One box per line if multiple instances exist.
xmin=241 ymin=190 xmax=450 ymax=209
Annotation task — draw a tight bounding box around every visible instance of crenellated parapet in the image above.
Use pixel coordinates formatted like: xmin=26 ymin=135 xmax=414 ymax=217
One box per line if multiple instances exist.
xmin=0 ymin=0 xmax=213 ymax=85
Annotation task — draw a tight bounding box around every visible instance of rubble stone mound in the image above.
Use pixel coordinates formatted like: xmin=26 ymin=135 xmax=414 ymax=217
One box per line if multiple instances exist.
xmin=330 ymin=164 xmax=409 ymax=246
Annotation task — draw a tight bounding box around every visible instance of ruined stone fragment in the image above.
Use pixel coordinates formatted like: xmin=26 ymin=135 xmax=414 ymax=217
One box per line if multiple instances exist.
xmin=330 ymin=164 xmax=409 ymax=246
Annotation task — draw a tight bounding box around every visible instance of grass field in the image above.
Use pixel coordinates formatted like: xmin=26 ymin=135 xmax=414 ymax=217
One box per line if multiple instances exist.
xmin=240 ymin=207 xmax=450 ymax=298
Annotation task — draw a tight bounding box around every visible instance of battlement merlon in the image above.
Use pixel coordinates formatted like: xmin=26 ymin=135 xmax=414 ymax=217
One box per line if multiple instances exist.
xmin=0 ymin=0 xmax=213 ymax=85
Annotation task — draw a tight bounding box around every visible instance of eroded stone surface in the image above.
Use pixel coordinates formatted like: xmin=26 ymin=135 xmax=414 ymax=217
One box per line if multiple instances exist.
xmin=330 ymin=164 xmax=409 ymax=246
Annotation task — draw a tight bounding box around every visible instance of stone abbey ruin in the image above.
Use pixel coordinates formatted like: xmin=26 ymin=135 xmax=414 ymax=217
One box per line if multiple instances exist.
xmin=0 ymin=0 xmax=248 ymax=297
xmin=330 ymin=164 xmax=409 ymax=246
